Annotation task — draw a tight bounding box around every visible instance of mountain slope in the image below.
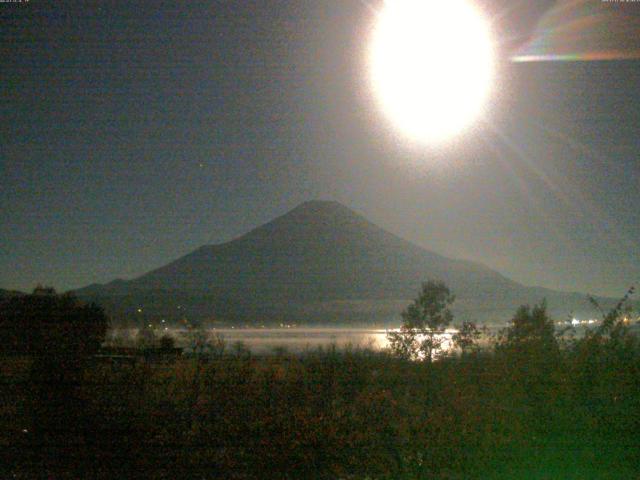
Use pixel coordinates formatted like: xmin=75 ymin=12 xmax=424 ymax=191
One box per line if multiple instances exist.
xmin=0 ymin=289 xmax=25 ymax=300
xmin=74 ymin=201 xmax=605 ymax=325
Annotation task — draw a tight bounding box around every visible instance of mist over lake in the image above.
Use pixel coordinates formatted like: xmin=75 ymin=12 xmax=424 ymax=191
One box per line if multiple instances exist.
xmin=107 ymin=320 xmax=634 ymax=355
xmin=108 ymin=326 xmax=460 ymax=353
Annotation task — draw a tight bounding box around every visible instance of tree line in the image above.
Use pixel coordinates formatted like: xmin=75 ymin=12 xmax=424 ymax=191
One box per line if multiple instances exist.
xmin=0 ymin=282 xmax=638 ymax=478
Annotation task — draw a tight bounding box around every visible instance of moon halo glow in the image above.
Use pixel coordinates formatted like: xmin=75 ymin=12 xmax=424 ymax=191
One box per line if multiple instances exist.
xmin=369 ymin=0 xmax=495 ymax=144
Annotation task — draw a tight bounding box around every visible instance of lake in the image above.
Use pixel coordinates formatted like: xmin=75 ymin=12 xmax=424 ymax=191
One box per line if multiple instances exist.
xmin=203 ymin=328 xmax=395 ymax=353
xmin=110 ymin=327 xmax=462 ymax=354
xmin=134 ymin=327 xmax=462 ymax=355
xmin=110 ymin=323 xmax=611 ymax=355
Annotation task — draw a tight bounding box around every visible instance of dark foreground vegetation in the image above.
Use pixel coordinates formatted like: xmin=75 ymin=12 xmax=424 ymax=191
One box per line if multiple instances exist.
xmin=1 ymin=287 xmax=639 ymax=479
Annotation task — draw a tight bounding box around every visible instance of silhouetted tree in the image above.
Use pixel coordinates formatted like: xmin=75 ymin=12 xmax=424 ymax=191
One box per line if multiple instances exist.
xmin=159 ymin=334 xmax=176 ymax=350
xmin=574 ymin=287 xmax=638 ymax=403
xmin=498 ymin=301 xmax=557 ymax=354
xmin=495 ymin=300 xmax=561 ymax=420
xmin=388 ymin=281 xmax=455 ymax=361
xmin=452 ymin=321 xmax=482 ymax=354
xmin=0 ymin=286 xmax=108 ymax=356
xmin=589 ymin=285 xmax=635 ymax=339
xmin=0 ymin=287 xmax=109 ymax=475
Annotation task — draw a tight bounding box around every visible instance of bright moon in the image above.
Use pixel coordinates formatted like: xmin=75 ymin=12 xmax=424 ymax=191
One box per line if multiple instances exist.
xmin=369 ymin=0 xmax=494 ymax=143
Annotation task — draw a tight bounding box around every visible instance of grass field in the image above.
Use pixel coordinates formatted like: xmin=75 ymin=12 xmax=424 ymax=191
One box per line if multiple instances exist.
xmin=1 ymin=329 xmax=639 ymax=479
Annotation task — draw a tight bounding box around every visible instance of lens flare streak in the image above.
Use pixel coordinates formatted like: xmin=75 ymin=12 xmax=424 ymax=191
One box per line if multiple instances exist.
xmin=512 ymin=0 xmax=640 ymax=62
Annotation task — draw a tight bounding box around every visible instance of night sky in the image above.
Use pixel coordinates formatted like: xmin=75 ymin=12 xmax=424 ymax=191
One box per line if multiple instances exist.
xmin=1 ymin=0 xmax=639 ymax=297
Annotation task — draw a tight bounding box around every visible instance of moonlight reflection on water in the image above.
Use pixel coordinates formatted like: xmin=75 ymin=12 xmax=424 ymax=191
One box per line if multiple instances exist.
xmin=110 ymin=327 xmax=461 ymax=356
